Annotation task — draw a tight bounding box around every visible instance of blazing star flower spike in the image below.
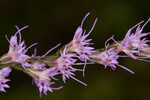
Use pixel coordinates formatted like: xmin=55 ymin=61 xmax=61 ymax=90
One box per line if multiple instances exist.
xmin=0 ymin=67 xmax=12 ymax=92
xmin=0 ymin=12 xmax=150 ymax=97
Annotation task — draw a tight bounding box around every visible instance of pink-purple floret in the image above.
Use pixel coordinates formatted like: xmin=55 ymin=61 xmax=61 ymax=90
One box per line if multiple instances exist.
xmin=70 ymin=12 xmax=97 ymax=61
xmin=5 ymin=25 xmax=36 ymax=68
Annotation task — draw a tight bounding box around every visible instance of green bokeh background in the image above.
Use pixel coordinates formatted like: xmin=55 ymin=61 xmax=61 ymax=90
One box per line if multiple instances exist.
xmin=0 ymin=0 xmax=150 ymax=100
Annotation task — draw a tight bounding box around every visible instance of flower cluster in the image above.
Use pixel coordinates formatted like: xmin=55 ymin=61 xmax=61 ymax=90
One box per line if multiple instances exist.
xmin=0 ymin=12 xmax=150 ymax=97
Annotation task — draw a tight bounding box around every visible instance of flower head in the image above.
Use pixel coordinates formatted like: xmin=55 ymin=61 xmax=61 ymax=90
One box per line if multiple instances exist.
xmin=90 ymin=47 xmax=134 ymax=74
xmin=67 ymin=13 xmax=97 ymax=61
xmin=27 ymin=68 xmax=62 ymax=96
xmin=1 ymin=26 xmax=36 ymax=68
xmin=0 ymin=67 xmax=12 ymax=92
xmin=116 ymin=19 xmax=150 ymax=59
xmin=53 ymin=47 xmax=87 ymax=86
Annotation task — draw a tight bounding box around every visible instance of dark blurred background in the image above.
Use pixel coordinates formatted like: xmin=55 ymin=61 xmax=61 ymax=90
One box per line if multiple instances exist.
xmin=0 ymin=0 xmax=150 ymax=100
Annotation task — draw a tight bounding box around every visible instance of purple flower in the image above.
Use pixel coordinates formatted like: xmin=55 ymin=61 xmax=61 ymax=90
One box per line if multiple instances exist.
xmin=67 ymin=13 xmax=97 ymax=76
xmin=53 ymin=47 xmax=87 ymax=86
xmin=116 ymin=18 xmax=150 ymax=59
xmin=27 ymin=68 xmax=62 ymax=96
xmin=2 ymin=26 xmax=37 ymax=68
xmin=0 ymin=67 xmax=12 ymax=92
xmin=34 ymin=80 xmax=62 ymax=97
xmin=90 ymin=47 xmax=134 ymax=74
xmin=67 ymin=12 xmax=97 ymax=62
